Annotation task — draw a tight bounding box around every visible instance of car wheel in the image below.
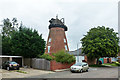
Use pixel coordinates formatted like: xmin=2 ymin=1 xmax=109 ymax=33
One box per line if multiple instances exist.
xmin=17 ymin=67 xmax=19 ymax=70
xmin=70 ymin=71 xmax=74 ymax=73
xmin=86 ymin=69 xmax=88 ymax=72
xmin=7 ymin=67 xmax=10 ymax=71
xmin=80 ymin=69 xmax=83 ymax=73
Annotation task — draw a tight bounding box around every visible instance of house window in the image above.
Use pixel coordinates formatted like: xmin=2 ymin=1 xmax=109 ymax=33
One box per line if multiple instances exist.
xmin=49 ymin=38 xmax=51 ymax=42
xmin=65 ymin=45 xmax=67 ymax=50
xmin=48 ymin=46 xmax=50 ymax=53
xmin=64 ymin=39 xmax=66 ymax=43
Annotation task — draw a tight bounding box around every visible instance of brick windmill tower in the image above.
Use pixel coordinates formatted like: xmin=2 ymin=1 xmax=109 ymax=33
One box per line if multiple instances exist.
xmin=45 ymin=16 xmax=69 ymax=54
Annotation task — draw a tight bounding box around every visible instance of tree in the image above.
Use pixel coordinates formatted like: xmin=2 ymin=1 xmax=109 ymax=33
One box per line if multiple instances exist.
xmin=81 ymin=26 xmax=119 ymax=64
xmin=2 ymin=18 xmax=19 ymax=55
xmin=10 ymin=26 xmax=46 ymax=58
xmin=2 ymin=18 xmax=18 ymax=37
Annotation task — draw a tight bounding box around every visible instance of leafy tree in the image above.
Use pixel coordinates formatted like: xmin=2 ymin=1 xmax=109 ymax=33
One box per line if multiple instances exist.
xmin=2 ymin=18 xmax=18 ymax=37
xmin=53 ymin=50 xmax=75 ymax=64
xmin=10 ymin=26 xmax=46 ymax=58
xmin=81 ymin=26 xmax=119 ymax=64
xmin=2 ymin=18 xmax=18 ymax=55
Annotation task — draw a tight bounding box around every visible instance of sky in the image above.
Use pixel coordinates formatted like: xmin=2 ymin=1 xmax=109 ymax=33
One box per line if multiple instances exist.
xmin=0 ymin=0 xmax=119 ymax=51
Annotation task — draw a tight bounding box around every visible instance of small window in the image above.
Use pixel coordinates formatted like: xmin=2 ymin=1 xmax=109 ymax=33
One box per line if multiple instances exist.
xmin=49 ymin=38 xmax=51 ymax=42
xmin=65 ymin=45 xmax=67 ymax=50
xmin=64 ymin=39 xmax=66 ymax=43
xmin=48 ymin=46 xmax=50 ymax=53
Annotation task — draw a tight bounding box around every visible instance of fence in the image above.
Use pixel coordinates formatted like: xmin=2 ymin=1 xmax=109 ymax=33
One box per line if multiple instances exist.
xmin=24 ymin=58 xmax=50 ymax=70
xmin=24 ymin=58 xmax=73 ymax=71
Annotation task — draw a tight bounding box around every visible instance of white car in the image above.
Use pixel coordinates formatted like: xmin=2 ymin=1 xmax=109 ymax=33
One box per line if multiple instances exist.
xmin=70 ymin=62 xmax=89 ymax=73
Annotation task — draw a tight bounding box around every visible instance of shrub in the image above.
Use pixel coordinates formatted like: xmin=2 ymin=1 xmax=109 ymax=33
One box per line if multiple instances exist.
xmin=53 ymin=50 xmax=75 ymax=64
xmin=39 ymin=54 xmax=53 ymax=61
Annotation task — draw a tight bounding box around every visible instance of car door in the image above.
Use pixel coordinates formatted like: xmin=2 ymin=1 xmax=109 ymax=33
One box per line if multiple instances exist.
xmin=82 ymin=64 xmax=86 ymax=71
xmin=86 ymin=64 xmax=89 ymax=69
xmin=83 ymin=64 xmax=87 ymax=71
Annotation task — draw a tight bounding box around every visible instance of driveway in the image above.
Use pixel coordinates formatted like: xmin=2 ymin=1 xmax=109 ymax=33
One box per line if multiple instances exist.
xmin=1 ymin=68 xmax=55 ymax=78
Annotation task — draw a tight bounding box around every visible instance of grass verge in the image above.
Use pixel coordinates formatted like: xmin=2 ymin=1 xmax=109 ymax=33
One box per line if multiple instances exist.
xmin=90 ymin=62 xmax=120 ymax=67
xmin=89 ymin=64 xmax=107 ymax=67
xmin=102 ymin=63 xmax=120 ymax=67
xmin=16 ymin=70 xmax=27 ymax=74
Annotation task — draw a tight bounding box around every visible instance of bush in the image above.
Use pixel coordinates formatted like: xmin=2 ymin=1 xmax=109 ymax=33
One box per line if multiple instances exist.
xmin=53 ymin=50 xmax=75 ymax=64
xmin=39 ymin=54 xmax=53 ymax=61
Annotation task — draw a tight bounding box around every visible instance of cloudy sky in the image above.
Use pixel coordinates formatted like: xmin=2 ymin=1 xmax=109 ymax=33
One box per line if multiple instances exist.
xmin=0 ymin=0 xmax=119 ymax=51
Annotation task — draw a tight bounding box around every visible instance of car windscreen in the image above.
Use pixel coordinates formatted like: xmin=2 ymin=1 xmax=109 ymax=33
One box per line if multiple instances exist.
xmin=73 ymin=63 xmax=82 ymax=66
xmin=10 ymin=62 xmax=17 ymax=64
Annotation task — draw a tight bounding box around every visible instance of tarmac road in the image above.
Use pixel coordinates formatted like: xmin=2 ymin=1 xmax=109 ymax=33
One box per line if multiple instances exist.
xmin=28 ymin=67 xmax=118 ymax=78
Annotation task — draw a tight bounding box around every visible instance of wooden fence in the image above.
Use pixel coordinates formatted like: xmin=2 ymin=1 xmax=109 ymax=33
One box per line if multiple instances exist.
xmin=31 ymin=58 xmax=50 ymax=70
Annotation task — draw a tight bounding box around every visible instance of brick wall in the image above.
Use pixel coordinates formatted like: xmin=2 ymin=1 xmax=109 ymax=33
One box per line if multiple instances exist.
xmin=50 ymin=60 xmax=74 ymax=71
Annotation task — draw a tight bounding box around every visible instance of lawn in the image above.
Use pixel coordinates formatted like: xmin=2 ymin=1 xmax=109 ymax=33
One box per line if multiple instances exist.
xmin=89 ymin=64 xmax=107 ymax=67
xmin=90 ymin=62 xmax=120 ymax=67
xmin=102 ymin=62 xmax=120 ymax=67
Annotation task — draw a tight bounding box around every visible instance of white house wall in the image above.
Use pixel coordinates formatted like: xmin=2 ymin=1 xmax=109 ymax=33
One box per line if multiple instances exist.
xmin=75 ymin=56 xmax=84 ymax=63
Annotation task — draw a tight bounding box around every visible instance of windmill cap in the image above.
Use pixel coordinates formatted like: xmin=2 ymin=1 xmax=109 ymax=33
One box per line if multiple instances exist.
xmin=48 ymin=18 xmax=68 ymax=31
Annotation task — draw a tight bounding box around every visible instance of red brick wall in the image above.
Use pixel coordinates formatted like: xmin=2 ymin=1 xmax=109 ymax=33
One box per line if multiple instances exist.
xmin=50 ymin=60 xmax=74 ymax=71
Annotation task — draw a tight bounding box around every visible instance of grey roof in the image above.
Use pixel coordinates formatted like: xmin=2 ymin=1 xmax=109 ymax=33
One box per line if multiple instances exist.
xmin=68 ymin=48 xmax=85 ymax=56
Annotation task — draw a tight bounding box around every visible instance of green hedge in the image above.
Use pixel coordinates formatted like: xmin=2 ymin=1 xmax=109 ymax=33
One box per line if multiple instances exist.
xmin=52 ymin=50 xmax=75 ymax=64
xmin=39 ymin=54 xmax=53 ymax=61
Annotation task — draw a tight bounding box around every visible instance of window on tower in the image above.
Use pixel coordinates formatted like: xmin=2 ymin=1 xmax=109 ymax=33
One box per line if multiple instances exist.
xmin=49 ymin=38 xmax=51 ymax=42
xmin=48 ymin=46 xmax=51 ymax=53
xmin=65 ymin=45 xmax=68 ymax=51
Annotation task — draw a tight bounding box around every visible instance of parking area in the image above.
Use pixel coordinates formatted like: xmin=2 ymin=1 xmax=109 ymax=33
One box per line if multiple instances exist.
xmin=1 ymin=68 xmax=55 ymax=78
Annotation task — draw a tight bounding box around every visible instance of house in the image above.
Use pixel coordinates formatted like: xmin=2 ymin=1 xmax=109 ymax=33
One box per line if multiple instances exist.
xmin=68 ymin=48 xmax=96 ymax=65
xmin=99 ymin=57 xmax=117 ymax=64
xmin=68 ymin=48 xmax=85 ymax=63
